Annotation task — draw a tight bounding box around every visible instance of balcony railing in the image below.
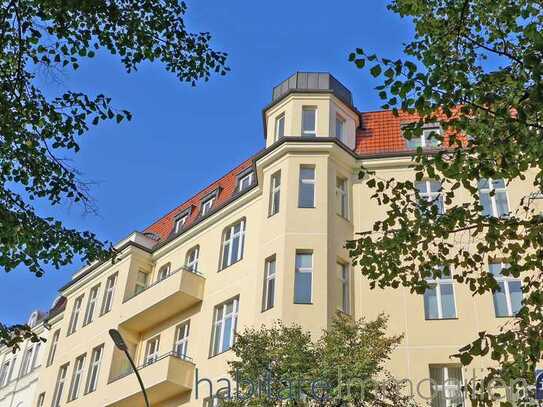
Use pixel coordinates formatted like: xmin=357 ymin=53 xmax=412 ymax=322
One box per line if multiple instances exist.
xmin=109 ymin=351 xmax=193 ymax=383
xmin=124 ymin=266 xmax=203 ymax=303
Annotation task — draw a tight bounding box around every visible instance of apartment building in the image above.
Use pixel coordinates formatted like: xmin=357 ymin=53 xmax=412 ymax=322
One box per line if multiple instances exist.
xmin=0 ymin=310 xmax=48 ymax=407
xmin=31 ymin=72 xmax=540 ymax=407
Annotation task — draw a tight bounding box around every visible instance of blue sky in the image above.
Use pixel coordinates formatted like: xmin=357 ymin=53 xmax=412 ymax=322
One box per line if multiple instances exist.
xmin=1 ymin=1 xmax=412 ymax=325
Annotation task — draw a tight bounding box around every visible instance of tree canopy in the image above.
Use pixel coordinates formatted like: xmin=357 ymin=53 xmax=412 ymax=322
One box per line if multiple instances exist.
xmin=0 ymin=0 xmax=228 ymax=349
xmin=347 ymin=0 xmax=542 ymax=405
xmin=221 ymin=314 xmax=418 ymax=406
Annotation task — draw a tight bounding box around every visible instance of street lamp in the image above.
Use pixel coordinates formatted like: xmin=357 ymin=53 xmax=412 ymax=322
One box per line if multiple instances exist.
xmin=109 ymin=329 xmax=150 ymax=407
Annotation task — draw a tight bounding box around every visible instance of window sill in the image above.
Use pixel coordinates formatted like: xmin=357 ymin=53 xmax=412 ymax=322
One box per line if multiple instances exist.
xmin=298 ymin=205 xmax=316 ymax=209
xmin=267 ymin=211 xmax=279 ymax=219
xmin=208 ymin=348 xmax=232 ymax=360
xmin=218 ymin=257 xmax=244 ymax=272
xmin=336 ymin=213 xmax=351 ymax=223
xmin=261 ymin=306 xmax=275 ymax=313
xmin=424 ymin=317 xmax=459 ymax=321
xmin=293 ymin=302 xmax=313 ymax=305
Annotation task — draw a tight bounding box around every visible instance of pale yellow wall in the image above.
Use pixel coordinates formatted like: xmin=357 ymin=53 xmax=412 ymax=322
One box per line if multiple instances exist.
xmin=31 ymin=92 xmax=540 ymax=407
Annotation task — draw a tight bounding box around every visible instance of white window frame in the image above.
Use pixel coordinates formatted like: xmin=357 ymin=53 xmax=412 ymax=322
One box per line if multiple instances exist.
xmin=298 ymin=165 xmax=316 ymax=208
xmin=338 ymin=262 xmax=350 ymax=314
xmin=274 ymin=113 xmax=285 ymax=141
xmin=47 ymin=330 xmax=60 ymax=367
xmin=19 ymin=346 xmax=33 ymax=377
xmin=37 ymin=392 xmax=46 ymax=407
xmin=211 ymin=297 xmax=239 ymax=356
xmin=100 ymin=273 xmax=117 ymax=315
xmin=174 ymin=214 xmax=188 ymax=233
xmin=429 ymin=365 xmax=465 ymax=407
xmin=263 ymin=256 xmax=276 ymax=311
xmin=134 ymin=271 xmax=149 ymax=295
xmin=83 ymin=284 xmax=100 ymax=326
xmin=490 ymin=262 xmax=522 ymax=317
xmin=144 ymin=336 xmax=160 ymax=366
xmin=269 ymin=171 xmax=281 ymax=216
xmin=220 ymin=219 xmax=246 ymax=270
xmin=157 ymin=263 xmax=171 ymax=282
xmin=294 ymin=251 xmax=313 ymax=304
xmin=67 ymin=294 xmax=84 ymax=335
xmin=335 ymin=114 xmax=345 ymax=141
xmin=406 ymin=126 xmax=442 ymax=149
xmin=201 ymin=196 xmax=216 ymax=217
xmin=84 ymin=345 xmax=103 ymax=394
xmin=478 ymin=178 xmax=510 ymax=217
xmin=416 ymin=180 xmax=444 ymax=215
xmin=185 ymin=246 xmax=200 ymax=273
xmin=51 ymin=363 xmax=69 ymax=407
xmin=68 ymin=354 xmax=86 ymax=401
xmin=0 ymin=360 xmax=10 ymax=387
xmin=30 ymin=342 xmax=41 ymax=370
xmin=336 ymin=176 xmax=349 ymax=219
xmin=424 ymin=267 xmax=457 ymax=320
xmin=174 ymin=321 xmax=190 ymax=359
xmin=238 ymin=172 xmax=254 ymax=192
xmin=302 ymin=106 xmax=317 ymax=137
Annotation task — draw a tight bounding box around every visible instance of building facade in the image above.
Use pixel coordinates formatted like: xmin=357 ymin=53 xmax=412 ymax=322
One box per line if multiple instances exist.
xmin=31 ymin=72 xmax=540 ymax=407
xmin=0 ymin=311 xmax=48 ymax=407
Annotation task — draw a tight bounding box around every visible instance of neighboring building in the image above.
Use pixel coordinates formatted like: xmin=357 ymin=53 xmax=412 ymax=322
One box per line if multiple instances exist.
xmin=31 ymin=72 xmax=541 ymax=407
xmin=0 ymin=311 xmax=48 ymax=407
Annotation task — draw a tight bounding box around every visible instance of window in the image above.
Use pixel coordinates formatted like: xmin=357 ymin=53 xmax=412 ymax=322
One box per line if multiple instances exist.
xmin=47 ymin=330 xmax=60 ymax=367
xmin=6 ymin=356 xmax=16 ymax=383
xmin=174 ymin=321 xmax=190 ymax=358
xmin=490 ymin=262 xmax=522 ymax=317
xmin=68 ymin=354 xmax=86 ymax=401
xmin=478 ymin=178 xmax=509 ymax=217
xmin=85 ymin=345 xmax=103 ymax=394
xmin=31 ymin=342 xmax=41 ymax=369
xmin=174 ymin=214 xmax=188 ymax=233
xmin=67 ymin=294 xmax=84 ymax=335
xmin=211 ymin=297 xmax=239 ymax=356
xmin=405 ymin=126 xmax=441 ymax=149
xmin=238 ymin=171 xmax=254 ymax=192
xmin=298 ymin=166 xmax=315 ymax=208
xmin=338 ymin=262 xmax=350 ymax=314
xmin=36 ymin=392 xmax=45 ymax=407
xmin=185 ymin=246 xmax=200 ymax=273
xmin=201 ymin=196 xmax=216 ymax=217
xmin=294 ymin=252 xmax=313 ymax=304
xmin=83 ymin=284 xmax=100 ymax=326
xmin=429 ymin=365 xmax=464 ymax=407
xmin=100 ymin=273 xmax=117 ymax=315
xmin=262 ymin=256 xmax=276 ymax=311
xmin=51 ymin=363 xmax=69 ymax=407
xmin=302 ymin=107 xmax=317 ymax=137
xmin=220 ymin=219 xmax=246 ymax=269
xmin=144 ymin=336 xmax=160 ymax=366
xmin=275 ymin=113 xmax=285 ymax=141
xmin=269 ymin=171 xmax=281 ymax=216
xmin=424 ymin=267 xmax=457 ymax=319
xmin=134 ymin=271 xmax=148 ymax=295
xmin=0 ymin=360 xmax=10 ymax=387
xmin=51 ymin=364 xmax=70 ymax=407
xmin=335 ymin=114 xmax=345 ymax=141
xmin=157 ymin=263 xmax=171 ymax=282
xmin=336 ymin=177 xmax=348 ymax=218
xmin=19 ymin=346 xmax=33 ymax=377
xmin=416 ymin=180 xmax=444 ymax=215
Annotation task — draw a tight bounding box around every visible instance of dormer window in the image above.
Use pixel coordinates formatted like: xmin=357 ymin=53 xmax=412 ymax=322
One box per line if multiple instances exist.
xmin=405 ymin=125 xmax=442 ymax=149
xmin=173 ymin=206 xmax=193 ymax=234
xmin=275 ymin=113 xmax=285 ymax=141
xmin=200 ymin=189 xmax=220 ymax=217
xmin=237 ymin=169 xmax=255 ymax=192
xmin=335 ymin=114 xmax=345 ymax=142
xmin=302 ymin=107 xmax=317 ymax=137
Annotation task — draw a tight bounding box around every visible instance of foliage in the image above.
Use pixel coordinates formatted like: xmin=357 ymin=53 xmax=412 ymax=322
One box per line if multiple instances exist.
xmin=0 ymin=0 xmax=228 ymax=348
xmin=221 ymin=313 xmax=418 ymax=406
xmin=347 ymin=0 xmax=543 ymax=405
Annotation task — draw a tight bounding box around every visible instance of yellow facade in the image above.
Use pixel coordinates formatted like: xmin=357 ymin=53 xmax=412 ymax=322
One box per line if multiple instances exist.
xmin=31 ymin=73 xmax=539 ymax=407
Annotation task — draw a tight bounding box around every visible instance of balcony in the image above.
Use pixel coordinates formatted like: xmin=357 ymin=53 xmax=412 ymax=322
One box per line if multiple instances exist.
xmin=106 ymin=352 xmax=194 ymax=407
xmin=119 ymin=267 xmax=205 ymax=332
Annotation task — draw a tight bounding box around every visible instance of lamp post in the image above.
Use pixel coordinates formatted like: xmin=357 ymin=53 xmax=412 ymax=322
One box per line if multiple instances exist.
xmin=109 ymin=329 xmax=150 ymax=407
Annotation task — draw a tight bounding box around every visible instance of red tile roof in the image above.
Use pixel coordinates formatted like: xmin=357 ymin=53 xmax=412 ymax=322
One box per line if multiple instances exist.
xmin=144 ymin=110 xmax=463 ymax=243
